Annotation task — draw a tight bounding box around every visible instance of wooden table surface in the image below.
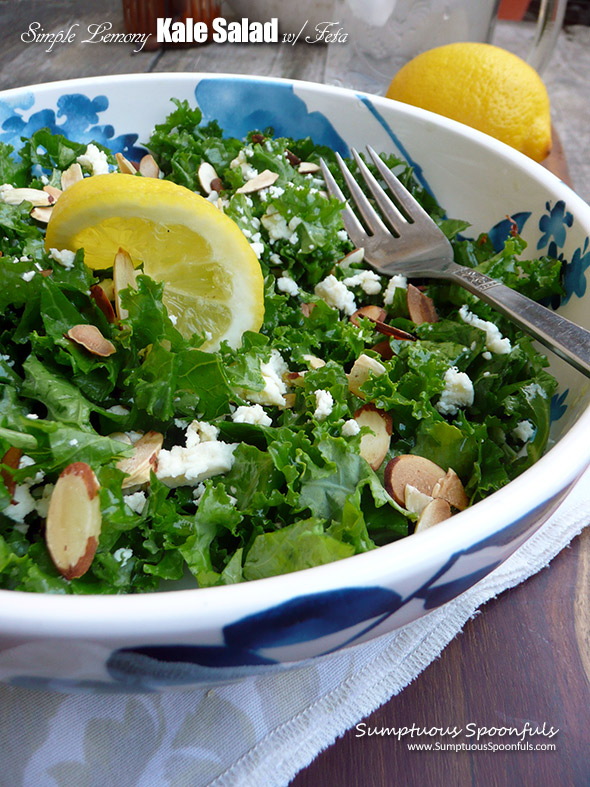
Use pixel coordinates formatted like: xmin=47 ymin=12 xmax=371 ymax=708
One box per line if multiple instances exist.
xmin=1 ymin=3 xmax=589 ymax=784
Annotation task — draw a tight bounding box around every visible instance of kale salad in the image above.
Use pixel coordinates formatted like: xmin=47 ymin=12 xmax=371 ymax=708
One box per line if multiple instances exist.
xmin=0 ymin=99 xmax=563 ymax=594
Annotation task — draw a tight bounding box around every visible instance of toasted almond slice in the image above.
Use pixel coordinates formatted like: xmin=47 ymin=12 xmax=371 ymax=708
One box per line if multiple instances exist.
xmin=302 ymin=354 xmax=326 ymax=370
xmin=432 ymin=468 xmax=469 ymax=511
xmin=354 ymin=404 xmax=393 ymax=471
xmin=46 ymin=462 xmax=101 ymax=579
xmin=284 ymin=371 xmax=306 ymax=388
xmin=66 ymin=324 xmax=116 ymax=357
xmin=415 ymin=498 xmax=452 ymax=533
xmin=407 ymin=283 xmax=438 ymax=324
xmin=139 ymin=154 xmax=160 ymax=178
xmin=2 ymin=188 xmax=53 ymax=207
xmin=350 ymin=305 xmax=387 ymax=328
xmin=384 ymin=454 xmax=446 ymax=507
xmin=404 ymin=484 xmax=434 ymax=516
xmin=108 ymin=432 xmax=133 ymax=445
xmin=30 ymin=206 xmax=53 ymax=223
xmin=282 ymin=393 xmax=297 ymax=409
xmin=371 ymin=340 xmax=394 ymax=361
xmin=298 ymin=162 xmax=321 ymax=174
xmin=113 ymin=248 xmax=138 ymax=320
xmin=61 ymin=163 xmax=83 ymax=190
xmin=1 ymin=447 xmax=22 ymax=500
xmin=339 ymin=248 xmax=364 ymax=265
xmin=198 ymin=162 xmax=220 ymax=195
xmin=347 ymin=353 xmax=387 ymax=398
xmin=117 ymin=430 xmax=163 ymax=489
xmin=236 ymin=169 xmax=279 ymax=194
xmin=43 ymin=185 xmax=63 ymax=201
xmin=98 ymin=277 xmax=115 ymax=301
xmin=116 ymin=152 xmax=137 ymax=175
xmin=371 ymin=320 xmax=417 ymax=341
xmin=89 ymin=284 xmax=117 ymax=323
xmin=301 ymin=302 xmax=316 ymax=318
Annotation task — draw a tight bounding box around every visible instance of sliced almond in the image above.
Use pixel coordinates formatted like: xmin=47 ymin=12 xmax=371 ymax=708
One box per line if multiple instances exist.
xmin=383 ymin=454 xmax=446 ymax=507
xmin=108 ymin=432 xmax=133 ymax=445
xmin=371 ymin=340 xmax=394 ymax=361
xmin=1 ymin=447 xmax=22 ymax=500
xmin=1 ymin=188 xmax=53 ymax=207
xmin=198 ymin=162 xmax=220 ymax=195
xmin=432 ymin=468 xmax=469 ymax=511
xmin=116 ymin=152 xmax=137 ymax=175
xmin=139 ymin=154 xmax=160 ymax=178
xmin=66 ymin=324 xmax=116 ymax=357
xmin=302 ymin=354 xmax=326 ymax=370
xmin=284 ymin=371 xmax=305 ymax=388
xmin=89 ymin=284 xmax=117 ymax=323
xmin=113 ymin=248 xmax=138 ymax=320
xmin=371 ymin=321 xmax=417 ymax=341
xmin=415 ymin=498 xmax=452 ymax=533
xmin=339 ymin=248 xmax=364 ymax=265
xmin=350 ymin=305 xmax=387 ymax=328
xmin=404 ymin=484 xmax=434 ymax=516
xmin=282 ymin=393 xmax=297 ymax=409
xmin=407 ymin=283 xmax=438 ymax=324
xmin=301 ymin=302 xmax=316 ymax=318
xmin=236 ymin=169 xmax=279 ymax=194
xmin=117 ymin=430 xmax=163 ymax=489
xmin=43 ymin=185 xmax=62 ymax=201
xmin=347 ymin=353 xmax=387 ymax=398
xmin=97 ymin=278 xmax=115 ymax=301
xmin=30 ymin=206 xmax=53 ymax=223
xmin=46 ymin=462 xmax=101 ymax=579
xmin=298 ymin=162 xmax=321 ymax=174
xmin=354 ymin=404 xmax=393 ymax=471
xmin=61 ymin=163 xmax=83 ymax=190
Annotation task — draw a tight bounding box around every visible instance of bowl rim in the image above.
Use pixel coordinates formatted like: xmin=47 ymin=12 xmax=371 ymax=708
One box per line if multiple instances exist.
xmin=1 ymin=71 xmax=590 ymax=637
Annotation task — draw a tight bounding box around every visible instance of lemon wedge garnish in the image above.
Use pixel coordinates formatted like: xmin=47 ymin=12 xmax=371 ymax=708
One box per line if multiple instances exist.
xmin=45 ymin=174 xmax=265 ymax=348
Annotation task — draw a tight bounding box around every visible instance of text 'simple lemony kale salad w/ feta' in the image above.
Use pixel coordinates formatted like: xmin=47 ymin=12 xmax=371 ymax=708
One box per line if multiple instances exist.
xmin=0 ymin=99 xmax=563 ymax=594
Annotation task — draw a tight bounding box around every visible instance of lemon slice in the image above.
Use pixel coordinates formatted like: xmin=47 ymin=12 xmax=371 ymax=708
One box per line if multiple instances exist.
xmin=45 ymin=174 xmax=265 ymax=348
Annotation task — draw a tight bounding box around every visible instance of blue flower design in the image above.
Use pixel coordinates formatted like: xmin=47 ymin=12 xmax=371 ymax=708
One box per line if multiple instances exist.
xmin=562 ymin=237 xmax=590 ymax=304
xmin=551 ymin=389 xmax=568 ymax=421
xmin=487 ymin=212 xmax=531 ymax=252
xmin=537 ymin=200 xmax=573 ymax=251
xmin=194 ymin=78 xmax=349 ymax=155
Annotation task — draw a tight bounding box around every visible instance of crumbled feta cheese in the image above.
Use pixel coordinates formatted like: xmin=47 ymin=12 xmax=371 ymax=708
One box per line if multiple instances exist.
xmin=482 ymin=351 xmax=492 ymax=360
xmin=343 ymin=270 xmax=382 ymax=295
xmin=383 ymin=274 xmax=408 ymax=305
xmin=313 ymin=389 xmax=334 ymax=420
xmin=459 ymin=305 xmax=511 ymax=354
xmin=34 ymin=483 xmax=54 ymax=519
xmin=249 ymin=241 xmax=265 ymax=259
xmin=106 ymin=405 xmax=130 ymax=416
xmin=25 ymin=413 xmax=39 ymax=420
xmin=269 ymin=252 xmax=283 ymax=266
xmin=261 ymin=206 xmax=291 ymax=241
xmin=113 ymin=547 xmax=133 ymax=567
xmin=0 ymin=183 xmax=14 ymax=201
xmin=123 ymin=491 xmax=146 ymax=514
xmin=314 ymin=275 xmax=356 ymax=316
xmin=19 ymin=455 xmax=44 ymax=485
xmin=76 ymin=143 xmax=110 ymax=176
xmin=2 ymin=485 xmax=37 ymax=523
xmin=156 ymin=421 xmax=237 ymax=488
xmin=337 ymin=229 xmax=348 ymax=242
xmin=229 ymin=149 xmax=258 ymax=180
xmin=19 ymin=256 xmax=32 ymax=263
xmin=232 ymin=404 xmax=272 ymax=427
xmin=242 ymin=349 xmax=289 ymax=407
xmin=288 ymin=216 xmax=302 ymax=231
xmin=21 ymin=270 xmax=35 ymax=282
xmin=277 ymin=276 xmax=299 ymax=297
xmin=49 ymin=248 xmax=76 ymax=269
xmin=436 ymin=366 xmax=475 ymax=416
xmin=341 ymin=419 xmax=361 ymax=437
xmin=512 ymin=420 xmax=536 ymax=443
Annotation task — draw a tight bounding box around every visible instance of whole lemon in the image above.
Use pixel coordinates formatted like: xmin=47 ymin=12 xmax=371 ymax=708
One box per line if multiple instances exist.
xmin=386 ymin=42 xmax=552 ymax=162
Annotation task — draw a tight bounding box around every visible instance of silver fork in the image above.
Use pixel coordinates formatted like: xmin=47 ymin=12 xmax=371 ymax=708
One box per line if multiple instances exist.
xmin=321 ymin=146 xmax=590 ymax=378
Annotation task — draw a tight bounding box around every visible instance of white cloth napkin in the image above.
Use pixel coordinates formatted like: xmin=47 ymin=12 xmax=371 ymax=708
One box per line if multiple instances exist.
xmin=1 ymin=463 xmax=589 ymax=787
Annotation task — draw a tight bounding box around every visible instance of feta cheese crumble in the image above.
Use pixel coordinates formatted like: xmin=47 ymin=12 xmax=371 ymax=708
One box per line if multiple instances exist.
xmin=156 ymin=420 xmax=237 ymax=488
xmin=341 ymin=419 xmax=361 ymax=437
xmin=232 ymin=404 xmax=272 ymax=427
xmin=383 ymin=274 xmax=408 ymax=306
xmin=242 ymin=349 xmax=289 ymax=407
xmin=123 ymin=491 xmax=147 ymax=515
xmin=343 ymin=270 xmax=382 ymax=295
xmin=436 ymin=366 xmax=475 ymax=416
xmin=277 ymin=276 xmax=299 ymax=297
xmin=49 ymin=248 xmax=76 ymax=269
xmin=76 ymin=143 xmax=110 ymax=176
xmin=313 ymin=389 xmax=334 ymax=420
xmin=459 ymin=305 xmax=511 ymax=355
xmin=512 ymin=420 xmax=536 ymax=443
xmin=314 ymin=275 xmax=356 ymax=316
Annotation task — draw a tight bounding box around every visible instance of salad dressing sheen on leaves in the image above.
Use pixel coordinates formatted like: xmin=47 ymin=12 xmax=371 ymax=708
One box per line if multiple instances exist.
xmin=0 ymin=99 xmax=563 ymax=593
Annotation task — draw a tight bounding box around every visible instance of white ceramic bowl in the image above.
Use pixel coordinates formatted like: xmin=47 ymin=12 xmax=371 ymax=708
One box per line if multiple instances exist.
xmin=1 ymin=73 xmax=589 ymax=693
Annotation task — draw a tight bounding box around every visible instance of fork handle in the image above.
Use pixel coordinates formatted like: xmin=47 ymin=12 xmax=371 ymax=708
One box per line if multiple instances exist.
xmin=447 ymin=263 xmax=590 ymax=377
